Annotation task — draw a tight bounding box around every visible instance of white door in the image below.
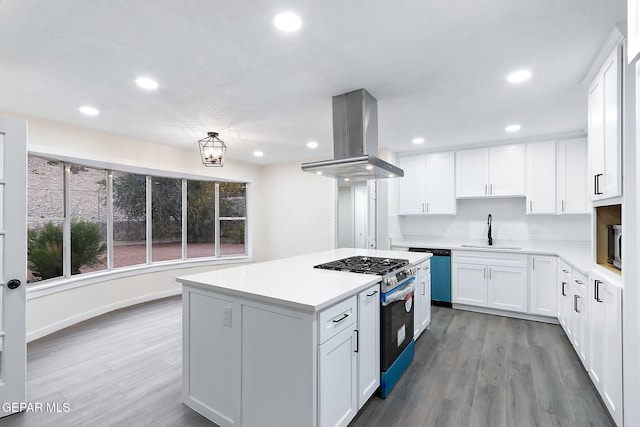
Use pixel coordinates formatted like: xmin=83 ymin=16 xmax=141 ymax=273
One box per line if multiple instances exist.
xmin=353 ymin=185 xmax=367 ymax=249
xmin=398 ymin=155 xmax=426 ymax=214
xmin=0 ymin=117 xmax=28 ymax=417
xmin=488 ymin=144 xmax=525 ymax=196
xmin=452 ymin=263 xmax=487 ymax=307
xmin=557 ymin=138 xmax=588 ymax=214
xmin=425 ymin=152 xmax=456 ymax=214
xmin=528 ymin=256 xmax=557 ymax=316
xmin=487 ymin=266 xmax=528 ymax=313
xmin=456 ymin=149 xmax=487 ymax=198
xmin=525 ymin=141 xmax=556 ymax=214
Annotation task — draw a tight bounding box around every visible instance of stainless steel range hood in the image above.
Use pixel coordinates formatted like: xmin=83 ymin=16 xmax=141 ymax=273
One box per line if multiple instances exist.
xmin=301 ymin=89 xmax=403 ymax=181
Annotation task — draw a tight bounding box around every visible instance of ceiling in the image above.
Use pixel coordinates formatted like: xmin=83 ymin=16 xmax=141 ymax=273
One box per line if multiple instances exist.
xmin=0 ymin=0 xmax=626 ymax=165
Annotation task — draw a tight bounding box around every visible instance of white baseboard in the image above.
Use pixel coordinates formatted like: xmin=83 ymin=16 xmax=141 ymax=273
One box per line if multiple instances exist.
xmin=452 ymin=304 xmax=559 ymax=324
xmin=27 ymin=289 xmax=182 ymax=343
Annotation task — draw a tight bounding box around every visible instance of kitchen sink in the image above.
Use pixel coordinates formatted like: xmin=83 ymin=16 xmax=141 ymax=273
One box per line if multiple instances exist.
xmin=460 ymin=244 xmax=521 ymax=250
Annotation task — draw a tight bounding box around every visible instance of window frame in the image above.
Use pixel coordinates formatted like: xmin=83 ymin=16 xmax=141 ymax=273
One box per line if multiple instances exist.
xmin=26 ymin=154 xmax=250 ymax=290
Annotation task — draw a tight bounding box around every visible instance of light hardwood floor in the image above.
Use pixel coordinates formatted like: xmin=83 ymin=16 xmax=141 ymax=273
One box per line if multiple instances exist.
xmin=2 ymin=297 xmax=612 ymax=427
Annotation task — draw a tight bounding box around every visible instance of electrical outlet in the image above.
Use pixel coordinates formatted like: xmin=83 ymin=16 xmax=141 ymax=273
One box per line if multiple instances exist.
xmin=529 ymin=227 xmax=539 ymax=238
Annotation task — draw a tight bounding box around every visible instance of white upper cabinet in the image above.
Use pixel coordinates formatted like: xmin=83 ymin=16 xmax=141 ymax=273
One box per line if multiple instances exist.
xmin=630 ymin=0 xmax=640 ymax=63
xmin=588 ymin=41 xmax=623 ymax=201
xmin=557 ymin=138 xmax=588 ymax=214
xmin=456 ymin=145 xmax=524 ymax=198
xmin=398 ymin=152 xmax=455 ymax=215
xmin=526 ymin=141 xmax=556 ymax=214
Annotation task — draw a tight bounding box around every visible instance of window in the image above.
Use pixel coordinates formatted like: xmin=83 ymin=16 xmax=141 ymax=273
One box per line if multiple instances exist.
xmin=26 ymin=155 xmax=248 ymax=285
xmin=219 ymin=182 xmax=246 ymax=256
xmin=151 ymin=177 xmax=182 ymax=262
xmin=69 ymin=165 xmax=108 ymax=275
xmin=27 ymin=157 xmax=64 ymax=283
xmin=187 ymin=180 xmax=216 ymax=259
xmin=112 ymin=171 xmax=147 ymax=268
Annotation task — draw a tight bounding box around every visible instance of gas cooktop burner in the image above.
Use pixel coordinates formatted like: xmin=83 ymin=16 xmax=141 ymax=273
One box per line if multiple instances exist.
xmin=314 ymin=256 xmax=409 ymax=275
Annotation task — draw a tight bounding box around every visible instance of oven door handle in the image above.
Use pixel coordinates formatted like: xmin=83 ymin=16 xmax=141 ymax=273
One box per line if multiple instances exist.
xmin=381 ymin=278 xmax=416 ymax=306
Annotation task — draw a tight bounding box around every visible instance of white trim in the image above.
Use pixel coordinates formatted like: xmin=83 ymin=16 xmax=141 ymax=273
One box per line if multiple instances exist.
xmin=452 ymin=303 xmax=560 ymax=324
xmin=26 ymin=289 xmax=182 ymax=343
xmin=582 ymin=25 xmax=625 ymax=86
xmin=26 ymin=256 xmax=252 ymax=299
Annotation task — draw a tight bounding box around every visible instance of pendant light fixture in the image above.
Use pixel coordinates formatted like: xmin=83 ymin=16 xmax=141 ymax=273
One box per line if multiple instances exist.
xmin=198 ymin=132 xmax=227 ymax=167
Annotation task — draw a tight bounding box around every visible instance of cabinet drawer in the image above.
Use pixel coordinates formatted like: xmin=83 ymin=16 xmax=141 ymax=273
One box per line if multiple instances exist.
xmin=572 ymin=270 xmax=588 ymax=296
xmin=452 ymin=250 xmax=527 ymax=268
xmin=319 ymin=295 xmax=357 ymax=344
xmin=558 ymin=259 xmax=572 ymax=276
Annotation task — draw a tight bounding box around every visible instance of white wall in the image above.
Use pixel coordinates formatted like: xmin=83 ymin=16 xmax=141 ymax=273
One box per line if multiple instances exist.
xmin=254 ymin=161 xmax=336 ymax=262
xmin=7 ymin=114 xmax=269 ymax=339
xmin=394 ymin=198 xmax=591 ymax=242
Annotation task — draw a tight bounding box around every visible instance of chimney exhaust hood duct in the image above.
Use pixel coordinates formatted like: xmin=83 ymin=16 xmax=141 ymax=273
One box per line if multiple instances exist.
xmin=301 ymin=89 xmax=403 ymax=181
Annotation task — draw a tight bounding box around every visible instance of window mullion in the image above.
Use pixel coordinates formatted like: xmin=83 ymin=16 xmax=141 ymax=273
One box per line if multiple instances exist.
xmin=146 ymin=176 xmax=152 ymax=264
xmin=107 ymin=171 xmax=114 ymax=270
xmin=182 ymin=179 xmax=187 ymax=260
xmin=214 ymin=182 xmax=220 ymax=257
xmin=63 ymin=164 xmax=71 ymax=278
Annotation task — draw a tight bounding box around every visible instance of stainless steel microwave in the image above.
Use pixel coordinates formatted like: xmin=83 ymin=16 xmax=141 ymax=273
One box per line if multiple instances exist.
xmin=607 ymin=224 xmax=622 ymax=269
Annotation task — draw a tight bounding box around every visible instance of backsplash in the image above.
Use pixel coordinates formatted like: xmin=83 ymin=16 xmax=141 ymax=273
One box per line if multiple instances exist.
xmin=390 ymin=198 xmax=591 ymax=242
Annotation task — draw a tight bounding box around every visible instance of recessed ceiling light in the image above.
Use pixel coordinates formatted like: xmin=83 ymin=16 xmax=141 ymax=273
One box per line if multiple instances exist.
xmin=306 ymin=141 xmax=318 ymax=149
xmin=412 ymin=137 xmax=425 ymax=144
xmin=135 ymin=77 xmax=158 ymax=90
xmin=344 ymin=178 xmax=350 ymax=182
xmin=253 ymin=150 xmax=264 ymax=157
xmin=505 ymin=124 xmax=521 ymax=132
xmin=316 ymin=171 xmax=323 ymax=175
xmin=365 ymin=165 xmax=374 ymax=171
xmin=79 ymin=106 xmax=99 ymax=116
xmin=274 ymin=12 xmax=302 ymax=32
xmin=507 ymin=70 xmax=532 ymax=83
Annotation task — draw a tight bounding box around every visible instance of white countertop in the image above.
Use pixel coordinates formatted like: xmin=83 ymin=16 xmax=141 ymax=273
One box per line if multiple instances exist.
xmin=177 ymin=248 xmax=431 ymax=312
xmin=391 ymin=236 xmax=592 ymax=274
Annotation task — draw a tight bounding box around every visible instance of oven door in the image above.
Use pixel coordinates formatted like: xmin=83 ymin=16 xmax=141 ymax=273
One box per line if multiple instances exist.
xmin=380 ymin=277 xmax=415 ymax=372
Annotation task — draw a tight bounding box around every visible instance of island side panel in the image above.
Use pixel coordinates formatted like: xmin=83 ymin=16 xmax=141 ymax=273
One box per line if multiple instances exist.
xmin=241 ymin=302 xmax=317 ymax=427
xmin=183 ymin=286 xmax=242 ymax=427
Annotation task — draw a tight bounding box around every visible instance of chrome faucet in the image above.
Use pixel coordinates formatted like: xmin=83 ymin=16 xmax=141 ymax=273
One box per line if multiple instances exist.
xmin=487 ymin=214 xmax=493 ymax=246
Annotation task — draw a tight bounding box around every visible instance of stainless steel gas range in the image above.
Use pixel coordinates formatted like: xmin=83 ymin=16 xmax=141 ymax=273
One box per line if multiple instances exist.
xmin=314 ymin=255 xmax=418 ymax=397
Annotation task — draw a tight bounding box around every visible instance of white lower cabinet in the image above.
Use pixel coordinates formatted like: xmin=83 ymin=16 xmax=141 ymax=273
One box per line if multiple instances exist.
xmin=528 ymin=255 xmax=557 ymax=317
xmin=414 ymin=259 xmax=431 ymax=339
xmin=356 ymin=284 xmax=380 ymax=409
xmin=556 ymin=259 xmax=573 ymax=338
xmin=588 ymin=270 xmax=623 ymax=427
xmin=319 ymin=325 xmax=358 ymax=427
xmin=569 ymin=270 xmax=589 ymax=369
xmin=452 ymin=251 xmax=527 ymax=313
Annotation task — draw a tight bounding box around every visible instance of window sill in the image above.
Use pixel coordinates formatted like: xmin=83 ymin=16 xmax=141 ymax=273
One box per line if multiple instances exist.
xmin=26 ymin=255 xmax=252 ymax=299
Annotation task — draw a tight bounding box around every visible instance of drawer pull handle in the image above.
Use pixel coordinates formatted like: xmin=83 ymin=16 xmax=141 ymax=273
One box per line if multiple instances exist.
xmin=575 ymin=280 xmax=583 ymax=285
xmin=332 ymin=313 xmax=349 ymax=323
xmin=366 ymin=291 xmax=378 ymax=297
xmin=562 ymin=269 xmax=569 ymax=273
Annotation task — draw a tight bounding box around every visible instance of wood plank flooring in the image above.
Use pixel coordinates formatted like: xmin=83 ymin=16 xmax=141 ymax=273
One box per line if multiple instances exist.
xmin=1 ymin=298 xmax=612 ymax=427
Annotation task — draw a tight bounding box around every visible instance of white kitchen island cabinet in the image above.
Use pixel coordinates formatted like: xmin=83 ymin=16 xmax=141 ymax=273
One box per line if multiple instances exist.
xmin=179 ymin=248 xmax=428 ymax=427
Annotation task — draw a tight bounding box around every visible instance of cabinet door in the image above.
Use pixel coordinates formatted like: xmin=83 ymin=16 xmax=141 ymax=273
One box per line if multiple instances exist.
xmin=557 ymin=263 xmax=572 ymax=337
xmin=487 ymin=266 xmax=527 ymax=313
xmin=319 ymin=326 xmax=357 ymax=427
xmin=357 ymin=285 xmax=380 ymax=409
xmin=425 ymin=152 xmax=456 ymax=213
xmin=488 ymin=144 xmax=525 ymax=196
xmin=589 ymin=274 xmax=623 ymax=426
xmin=456 ymin=149 xmax=488 ymax=198
xmin=528 ymin=256 xmax=557 ymax=316
xmin=419 ymin=260 xmax=431 ymax=332
xmin=571 ymin=288 xmax=589 ymax=369
xmin=398 ymin=155 xmax=426 ymax=214
xmin=588 ymin=76 xmax=605 ymax=199
xmin=601 ymin=47 xmax=622 ymax=199
xmin=557 ymin=138 xmax=588 ymax=214
xmin=452 ymin=263 xmax=487 ymax=307
xmin=525 ymin=141 xmax=556 ymax=214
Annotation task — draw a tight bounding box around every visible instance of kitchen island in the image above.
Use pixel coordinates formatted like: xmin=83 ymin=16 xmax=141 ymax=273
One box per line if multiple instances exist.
xmin=177 ymin=248 xmax=430 ymax=427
